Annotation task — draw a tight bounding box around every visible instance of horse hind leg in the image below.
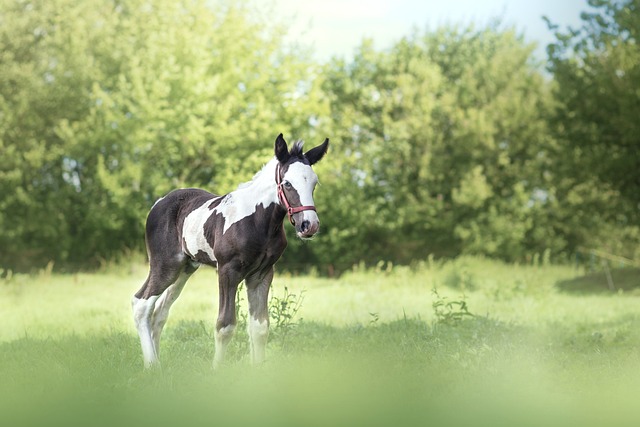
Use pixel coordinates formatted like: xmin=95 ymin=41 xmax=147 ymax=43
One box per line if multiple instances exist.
xmin=132 ymin=259 xmax=191 ymax=368
xmin=132 ymin=284 xmax=161 ymax=368
xmin=150 ymin=261 xmax=199 ymax=353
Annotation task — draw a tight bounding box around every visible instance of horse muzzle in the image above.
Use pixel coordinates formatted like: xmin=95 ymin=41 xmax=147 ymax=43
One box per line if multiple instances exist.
xmin=296 ymin=217 xmax=320 ymax=239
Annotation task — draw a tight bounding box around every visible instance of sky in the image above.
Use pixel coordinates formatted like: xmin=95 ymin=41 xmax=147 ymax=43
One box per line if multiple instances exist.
xmin=273 ymin=0 xmax=588 ymax=62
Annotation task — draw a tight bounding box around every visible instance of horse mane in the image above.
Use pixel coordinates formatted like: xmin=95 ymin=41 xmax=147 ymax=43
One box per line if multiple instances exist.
xmin=235 ymin=140 xmax=306 ymax=191
xmin=290 ymin=140 xmax=305 ymax=159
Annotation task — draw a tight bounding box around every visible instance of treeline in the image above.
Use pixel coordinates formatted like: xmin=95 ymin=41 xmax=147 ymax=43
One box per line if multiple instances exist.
xmin=0 ymin=0 xmax=638 ymax=272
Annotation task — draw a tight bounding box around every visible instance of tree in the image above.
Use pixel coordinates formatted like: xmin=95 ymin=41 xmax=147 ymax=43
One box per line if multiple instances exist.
xmin=546 ymin=0 xmax=640 ymax=257
xmin=315 ymin=24 xmax=556 ymax=267
xmin=0 ymin=0 xmax=324 ymax=270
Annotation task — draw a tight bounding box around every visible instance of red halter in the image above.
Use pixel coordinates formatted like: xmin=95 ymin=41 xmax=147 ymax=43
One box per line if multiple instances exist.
xmin=275 ymin=163 xmax=316 ymax=226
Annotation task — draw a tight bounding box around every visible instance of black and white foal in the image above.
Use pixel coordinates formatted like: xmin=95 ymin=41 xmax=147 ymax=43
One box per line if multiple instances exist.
xmin=132 ymin=134 xmax=329 ymax=368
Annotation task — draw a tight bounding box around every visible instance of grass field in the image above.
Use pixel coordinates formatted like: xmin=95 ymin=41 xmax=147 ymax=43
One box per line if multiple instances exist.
xmin=1 ymin=257 xmax=640 ymax=426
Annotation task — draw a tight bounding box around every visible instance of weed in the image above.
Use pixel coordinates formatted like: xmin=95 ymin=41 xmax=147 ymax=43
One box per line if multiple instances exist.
xmin=369 ymin=312 xmax=380 ymax=325
xmin=269 ymin=286 xmax=305 ymax=348
xmin=431 ymin=288 xmax=474 ymax=326
xmin=209 ymin=283 xmax=307 ymax=358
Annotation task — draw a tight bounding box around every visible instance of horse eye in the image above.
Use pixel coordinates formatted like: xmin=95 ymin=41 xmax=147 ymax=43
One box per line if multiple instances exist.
xmin=284 ymin=181 xmax=292 ymax=189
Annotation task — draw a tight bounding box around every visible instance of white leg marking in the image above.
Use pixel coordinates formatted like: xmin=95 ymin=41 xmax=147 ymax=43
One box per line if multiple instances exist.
xmin=248 ymin=316 xmax=269 ymax=365
xmin=213 ymin=324 xmax=236 ymax=369
xmin=132 ymin=295 xmax=160 ymax=368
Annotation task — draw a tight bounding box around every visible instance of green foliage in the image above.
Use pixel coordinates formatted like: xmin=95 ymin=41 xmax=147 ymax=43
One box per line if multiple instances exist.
xmin=1 ymin=0 xmax=637 ymax=271
xmin=314 ymin=23 xmax=555 ymax=266
xmin=0 ymin=0 xmax=323 ymax=270
xmin=268 ymin=286 xmax=305 ymax=347
xmin=431 ymin=288 xmax=475 ymax=326
xmin=546 ymin=0 xmax=640 ymax=258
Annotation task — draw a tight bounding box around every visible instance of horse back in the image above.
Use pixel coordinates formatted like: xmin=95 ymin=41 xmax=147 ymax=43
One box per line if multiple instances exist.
xmin=145 ymin=188 xmax=219 ymax=253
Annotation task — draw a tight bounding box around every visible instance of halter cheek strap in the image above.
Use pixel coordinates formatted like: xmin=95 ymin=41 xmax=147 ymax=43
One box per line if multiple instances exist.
xmin=275 ymin=163 xmax=316 ymax=226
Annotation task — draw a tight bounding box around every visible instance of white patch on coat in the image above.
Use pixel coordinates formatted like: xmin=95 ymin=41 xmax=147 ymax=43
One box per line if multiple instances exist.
xmin=212 ymin=159 xmax=280 ymax=234
xmin=182 ymin=197 xmax=220 ymax=261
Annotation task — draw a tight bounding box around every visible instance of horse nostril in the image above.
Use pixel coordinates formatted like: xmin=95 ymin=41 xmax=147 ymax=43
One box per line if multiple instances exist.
xmin=301 ymin=220 xmax=310 ymax=233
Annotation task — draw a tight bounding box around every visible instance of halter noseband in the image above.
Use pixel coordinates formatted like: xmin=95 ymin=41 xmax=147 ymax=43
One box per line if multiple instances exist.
xmin=275 ymin=163 xmax=316 ymax=226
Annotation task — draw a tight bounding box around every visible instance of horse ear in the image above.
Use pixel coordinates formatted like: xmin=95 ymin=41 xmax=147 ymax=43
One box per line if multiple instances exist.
xmin=275 ymin=133 xmax=290 ymax=163
xmin=305 ymin=138 xmax=329 ymax=165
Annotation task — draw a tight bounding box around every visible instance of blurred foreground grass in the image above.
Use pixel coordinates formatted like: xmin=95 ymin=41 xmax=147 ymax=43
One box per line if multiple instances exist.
xmin=1 ymin=257 xmax=640 ymax=426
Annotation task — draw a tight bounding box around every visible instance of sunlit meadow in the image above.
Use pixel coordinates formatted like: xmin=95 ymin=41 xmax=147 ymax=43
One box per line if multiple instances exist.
xmin=1 ymin=257 xmax=640 ymax=426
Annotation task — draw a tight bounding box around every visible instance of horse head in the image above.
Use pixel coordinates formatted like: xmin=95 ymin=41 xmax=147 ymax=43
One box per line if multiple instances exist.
xmin=274 ymin=133 xmax=329 ymax=239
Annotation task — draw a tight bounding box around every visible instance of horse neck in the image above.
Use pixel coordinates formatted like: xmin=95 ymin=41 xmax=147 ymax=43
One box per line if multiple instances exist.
xmin=232 ymin=158 xmax=279 ymax=212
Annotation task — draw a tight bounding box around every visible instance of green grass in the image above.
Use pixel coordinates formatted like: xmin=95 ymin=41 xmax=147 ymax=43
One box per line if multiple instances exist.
xmin=1 ymin=257 xmax=640 ymax=426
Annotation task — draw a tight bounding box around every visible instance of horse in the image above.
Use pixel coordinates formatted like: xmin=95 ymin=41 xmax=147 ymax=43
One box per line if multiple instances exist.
xmin=132 ymin=133 xmax=329 ymax=368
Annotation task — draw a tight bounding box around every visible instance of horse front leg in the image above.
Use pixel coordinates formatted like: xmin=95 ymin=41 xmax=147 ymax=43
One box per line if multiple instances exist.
xmin=245 ymin=267 xmax=274 ymax=365
xmin=213 ymin=264 xmax=242 ymax=369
